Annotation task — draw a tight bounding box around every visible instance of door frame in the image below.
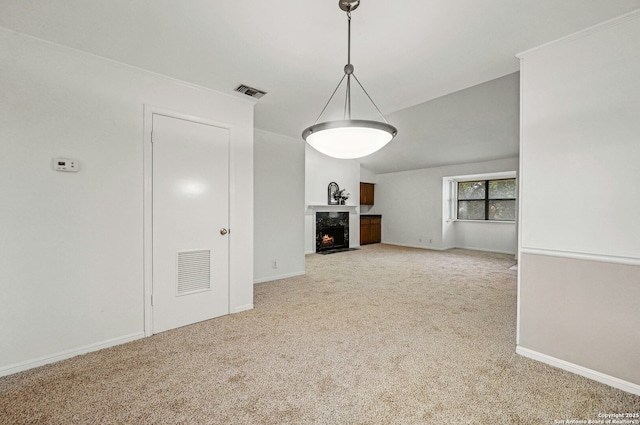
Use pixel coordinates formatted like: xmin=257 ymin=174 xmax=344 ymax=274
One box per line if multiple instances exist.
xmin=143 ymin=105 xmax=232 ymax=337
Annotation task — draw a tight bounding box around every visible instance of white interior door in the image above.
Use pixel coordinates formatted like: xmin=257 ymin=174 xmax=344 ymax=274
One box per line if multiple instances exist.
xmin=152 ymin=113 xmax=230 ymax=334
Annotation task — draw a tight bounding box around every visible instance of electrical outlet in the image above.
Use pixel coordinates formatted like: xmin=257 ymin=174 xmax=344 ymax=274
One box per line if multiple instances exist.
xmin=272 ymin=260 xmax=278 ymax=269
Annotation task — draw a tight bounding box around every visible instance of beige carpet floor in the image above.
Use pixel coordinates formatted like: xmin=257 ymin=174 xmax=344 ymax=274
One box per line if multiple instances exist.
xmin=1 ymin=244 xmax=638 ymax=424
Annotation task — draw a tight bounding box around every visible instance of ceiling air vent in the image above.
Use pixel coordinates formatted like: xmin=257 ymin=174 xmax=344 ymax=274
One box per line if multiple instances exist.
xmin=235 ymin=84 xmax=267 ymax=99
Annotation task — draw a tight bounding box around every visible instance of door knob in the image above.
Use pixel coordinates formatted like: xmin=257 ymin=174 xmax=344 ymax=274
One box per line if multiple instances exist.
xmin=220 ymin=228 xmax=228 ymax=235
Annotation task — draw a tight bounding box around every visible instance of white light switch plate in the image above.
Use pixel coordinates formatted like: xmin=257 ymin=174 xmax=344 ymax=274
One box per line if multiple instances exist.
xmin=53 ymin=158 xmax=79 ymax=172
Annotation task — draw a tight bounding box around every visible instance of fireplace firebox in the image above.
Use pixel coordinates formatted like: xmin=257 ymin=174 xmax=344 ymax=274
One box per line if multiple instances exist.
xmin=320 ymin=226 xmax=345 ymax=250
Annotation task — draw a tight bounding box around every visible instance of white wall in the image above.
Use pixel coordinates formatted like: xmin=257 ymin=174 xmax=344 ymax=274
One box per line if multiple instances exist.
xmin=376 ymin=158 xmax=519 ymax=253
xmin=453 ymin=222 xmax=517 ymax=254
xmin=519 ymin=18 xmax=640 ymax=259
xmin=517 ymin=11 xmax=640 ymax=393
xmin=0 ymin=29 xmax=254 ymax=375
xmin=305 ymin=146 xmax=360 ymax=253
xmin=360 ymin=166 xmax=377 ymax=184
xmin=254 ymin=129 xmax=305 ymax=283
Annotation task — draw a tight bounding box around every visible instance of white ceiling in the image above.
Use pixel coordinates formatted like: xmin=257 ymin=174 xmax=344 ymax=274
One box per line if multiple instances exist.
xmin=2 ymin=0 xmax=639 ymax=173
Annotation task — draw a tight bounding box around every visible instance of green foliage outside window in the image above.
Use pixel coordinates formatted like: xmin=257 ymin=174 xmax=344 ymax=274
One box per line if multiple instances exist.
xmin=458 ymin=179 xmax=516 ymax=221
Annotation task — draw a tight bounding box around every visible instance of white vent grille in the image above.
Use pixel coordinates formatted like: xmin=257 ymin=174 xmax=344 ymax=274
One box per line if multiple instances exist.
xmin=235 ymin=84 xmax=267 ymax=99
xmin=177 ymin=250 xmax=211 ymax=295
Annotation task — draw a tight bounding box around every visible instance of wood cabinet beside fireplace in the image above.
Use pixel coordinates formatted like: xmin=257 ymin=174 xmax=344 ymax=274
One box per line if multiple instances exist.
xmin=360 ymin=182 xmax=375 ymax=205
xmin=360 ymin=215 xmax=381 ymax=245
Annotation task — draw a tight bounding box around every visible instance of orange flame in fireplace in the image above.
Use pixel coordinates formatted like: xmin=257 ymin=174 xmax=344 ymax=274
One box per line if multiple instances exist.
xmin=321 ymin=234 xmax=334 ymax=245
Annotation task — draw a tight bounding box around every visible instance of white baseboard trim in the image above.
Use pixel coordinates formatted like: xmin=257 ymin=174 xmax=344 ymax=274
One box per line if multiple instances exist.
xmin=0 ymin=332 xmax=145 ymax=378
xmin=454 ymin=246 xmax=516 ymax=255
xmin=382 ymin=242 xmax=514 ymax=255
xmin=233 ymin=304 xmax=254 ymax=313
xmin=253 ymin=271 xmax=305 ymax=284
xmin=382 ymin=242 xmax=448 ymax=251
xmin=516 ymin=346 xmax=640 ymax=396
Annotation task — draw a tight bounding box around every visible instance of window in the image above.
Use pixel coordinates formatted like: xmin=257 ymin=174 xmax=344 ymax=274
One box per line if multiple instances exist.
xmin=457 ymin=178 xmax=516 ymax=221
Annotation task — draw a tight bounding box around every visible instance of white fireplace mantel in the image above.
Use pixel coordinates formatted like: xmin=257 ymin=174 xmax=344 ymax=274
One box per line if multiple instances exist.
xmin=307 ymin=204 xmax=358 ymax=213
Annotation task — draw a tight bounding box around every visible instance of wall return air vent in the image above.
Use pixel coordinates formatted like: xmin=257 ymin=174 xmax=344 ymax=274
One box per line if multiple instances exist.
xmin=177 ymin=249 xmax=211 ymax=296
xmin=235 ymin=84 xmax=267 ymax=99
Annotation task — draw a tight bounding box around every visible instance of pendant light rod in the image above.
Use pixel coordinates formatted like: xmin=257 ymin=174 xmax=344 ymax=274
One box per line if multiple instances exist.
xmin=345 ymin=11 xmax=352 ymax=120
xmin=347 ymin=11 xmax=351 ymax=66
xmin=302 ymin=0 xmax=397 ymax=160
xmin=312 ymin=3 xmax=391 ymax=126
xmin=344 ymin=77 xmax=350 ymax=120
xmin=352 ymin=73 xmax=390 ymax=124
xmin=313 ymin=74 xmax=347 ymax=125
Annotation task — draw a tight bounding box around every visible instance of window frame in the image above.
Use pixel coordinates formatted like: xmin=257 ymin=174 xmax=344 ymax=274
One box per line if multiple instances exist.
xmin=456 ymin=178 xmax=517 ymax=222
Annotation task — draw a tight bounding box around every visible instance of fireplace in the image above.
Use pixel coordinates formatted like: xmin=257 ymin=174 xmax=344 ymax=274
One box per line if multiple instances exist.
xmin=316 ymin=211 xmax=349 ymax=253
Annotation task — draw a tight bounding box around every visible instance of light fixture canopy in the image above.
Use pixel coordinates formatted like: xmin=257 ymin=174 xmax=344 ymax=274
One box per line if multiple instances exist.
xmin=302 ymin=0 xmax=397 ymax=159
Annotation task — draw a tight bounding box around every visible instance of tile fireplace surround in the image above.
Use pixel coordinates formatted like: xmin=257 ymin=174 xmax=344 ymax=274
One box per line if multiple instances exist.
xmin=315 ymin=211 xmax=349 ymax=253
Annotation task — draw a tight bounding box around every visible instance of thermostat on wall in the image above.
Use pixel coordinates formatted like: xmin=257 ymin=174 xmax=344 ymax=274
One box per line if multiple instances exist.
xmin=53 ymin=158 xmax=79 ymax=172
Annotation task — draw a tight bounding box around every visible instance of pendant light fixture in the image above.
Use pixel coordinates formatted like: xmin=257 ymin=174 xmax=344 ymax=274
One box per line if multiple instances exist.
xmin=302 ymin=0 xmax=397 ymax=159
